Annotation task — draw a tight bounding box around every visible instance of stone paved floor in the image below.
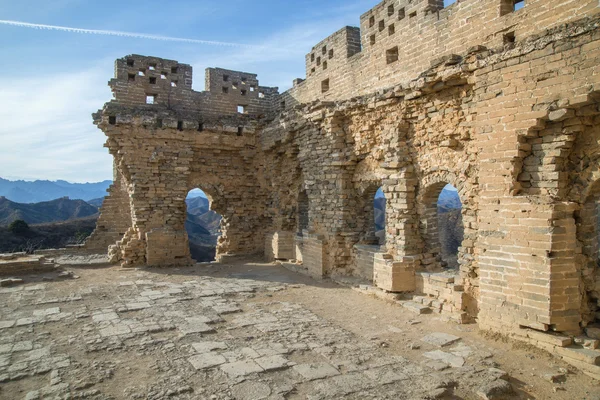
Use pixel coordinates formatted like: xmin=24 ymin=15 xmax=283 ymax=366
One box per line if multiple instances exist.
xmin=0 ymin=260 xmax=598 ymax=400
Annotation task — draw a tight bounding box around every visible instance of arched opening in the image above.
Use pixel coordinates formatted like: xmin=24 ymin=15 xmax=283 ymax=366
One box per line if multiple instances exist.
xmin=419 ymin=182 xmax=463 ymax=270
xmin=437 ymin=184 xmax=463 ymax=269
xmin=186 ymin=188 xmax=222 ymax=262
xmin=374 ymin=187 xmax=386 ymax=246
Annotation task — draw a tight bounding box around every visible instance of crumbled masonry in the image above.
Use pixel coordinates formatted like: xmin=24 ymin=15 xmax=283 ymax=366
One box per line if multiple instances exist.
xmin=84 ymin=0 xmax=600 ymax=378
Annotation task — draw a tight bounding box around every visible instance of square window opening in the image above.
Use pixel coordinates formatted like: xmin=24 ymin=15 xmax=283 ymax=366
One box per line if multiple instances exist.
xmin=250 ymin=86 xmax=255 ymax=92
xmin=149 ymin=77 xmax=157 ymax=85
xmin=311 ymin=67 xmax=316 ymax=74
xmin=504 ymin=31 xmax=516 ymax=44
xmin=370 ymin=34 xmax=376 ymax=46
xmin=514 ymin=0 xmax=525 ymax=12
xmin=148 ymin=64 xmax=156 ymax=71
xmin=388 ymin=4 xmax=394 ymax=16
xmin=386 ymin=47 xmax=399 ymax=64
xmin=281 ymin=100 xmax=286 ymax=108
xmin=146 ymin=94 xmax=157 ymax=105
xmin=241 ymin=77 xmax=247 ymax=84
xmin=108 ymin=116 xmax=116 ymax=125
xmin=369 ymin=16 xmax=375 ymax=28
xmin=232 ymin=82 xmax=239 ymax=89
xmin=241 ymin=89 xmax=247 ymax=96
xmin=160 ymin=73 xmax=167 ymax=79
xmin=258 ymin=92 xmax=265 ymax=98
xmin=171 ymin=66 xmax=179 ymax=74
xmin=389 ymin=24 xmax=395 ymax=35
xmin=171 ymin=81 xmax=178 ymax=87
xmin=329 ymin=49 xmax=334 ymax=59
xmin=409 ymin=11 xmax=417 ymax=18
xmin=321 ymin=78 xmax=330 ymax=93
xmin=177 ymin=121 xmax=183 ymax=131
xmin=126 ymin=59 xmax=134 ymax=67
xmin=223 ymin=74 xmax=230 ymax=82
xmin=379 ymin=20 xmax=385 ymax=32
xmin=237 ymin=105 xmax=246 ymax=114
xmin=398 ymin=8 xmax=406 ymax=20
xmin=222 ymin=86 xmax=229 ymax=94
xmin=128 ymin=73 xmax=136 ymax=82
xmin=138 ymin=70 xmax=146 ymax=76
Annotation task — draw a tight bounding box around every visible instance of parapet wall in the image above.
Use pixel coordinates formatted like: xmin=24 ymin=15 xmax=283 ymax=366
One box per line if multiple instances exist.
xmin=282 ymin=0 xmax=599 ymax=106
xmin=106 ymin=55 xmax=280 ymax=118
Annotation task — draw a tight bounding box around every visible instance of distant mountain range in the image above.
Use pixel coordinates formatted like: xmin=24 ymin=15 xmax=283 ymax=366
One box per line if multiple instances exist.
xmin=0 ymin=197 xmax=99 ymax=226
xmin=0 ymin=178 xmax=112 ymax=203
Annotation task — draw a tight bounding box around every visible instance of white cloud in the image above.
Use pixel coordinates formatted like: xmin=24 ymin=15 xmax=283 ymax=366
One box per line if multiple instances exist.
xmin=0 ymin=63 xmax=114 ymax=182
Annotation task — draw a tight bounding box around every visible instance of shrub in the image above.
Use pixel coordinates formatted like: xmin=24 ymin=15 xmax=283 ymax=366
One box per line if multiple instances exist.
xmin=8 ymin=219 xmax=30 ymax=235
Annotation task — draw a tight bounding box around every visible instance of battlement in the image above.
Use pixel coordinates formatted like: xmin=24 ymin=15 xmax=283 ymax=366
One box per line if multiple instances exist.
xmin=105 ymin=54 xmax=280 ymax=119
xmin=282 ymin=0 xmax=600 ymax=106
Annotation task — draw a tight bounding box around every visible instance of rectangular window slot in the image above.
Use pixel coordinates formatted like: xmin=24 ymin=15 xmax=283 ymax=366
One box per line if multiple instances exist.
xmin=128 ymin=73 xmax=136 ymax=82
xmin=198 ymin=122 xmax=204 ymax=132
xmin=177 ymin=121 xmax=183 ymax=131
xmin=323 ymin=61 xmax=328 ymax=70
xmin=171 ymin=81 xmax=178 ymax=87
xmin=171 ymin=66 xmax=178 ymax=74
xmin=369 ymin=16 xmax=375 ymax=28
xmin=311 ymin=67 xmax=316 ymax=74
xmin=148 ymin=64 xmax=156 ymax=70
xmin=222 ymin=86 xmax=229 ymax=94
xmin=370 ymin=34 xmax=376 ymax=45
xmin=322 ymin=46 xmax=327 ymax=55
xmin=146 ymin=94 xmax=157 ymax=104
xmin=281 ymin=101 xmax=286 ymax=108
xmin=157 ymin=119 xmax=163 ymax=128
xmin=388 ymin=4 xmax=394 ymax=16
xmin=138 ymin=70 xmax=146 ymax=76
xmin=398 ymin=8 xmax=406 ymax=20
xmin=514 ymin=0 xmax=525 ymax=12
xmin=317 ymin=57 xmax=321 ymax=66
xmin=160 ymin=73 xmax=167 ymax=79
xmin=241 ymin=77 xmax=247 ymax=84
xmin=149 ymin=77 xmax=157 ymax=84
xmin=409 ymin=11 xmax=417 ymax=18
xmin=379 ymin=20 xmax=385 ymax=32
xmin=241 ymin=89 xmax=247 ymax=96
xmin=237 ymin=105 xmax=246 ymax=114
xmin=250 ymin=86 xmax=255 ymax=92
xmin=321 ymin=78 xmax=330 ymax=93
xmin=386 ymin=46 xmax=399 ymax=64
xmin=223 ymin=74 xmax=229 ymax=82
xmin=237 ymin=127 xmax=243 ymax=136
xmin=258 ymin=92 xmax=265 ymax=98
xmin=311 ymin=53 xmax=315 ymax=62
xmin=389 ymin=24 xmax=395 ymax=35
xmin=108 ymin=116 xmax=116 ymax=125
xmin=126 ymin=59 xmax=134 ymax=67
xmin=328 ymin=49 xmax=334 ymax=59
xmin=232 ymin=82 xmax=239 ymax=89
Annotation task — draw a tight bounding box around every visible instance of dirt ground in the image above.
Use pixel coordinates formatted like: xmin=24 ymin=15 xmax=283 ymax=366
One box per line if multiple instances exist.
xmin=0 ymin=259 xmax=599 ymax=399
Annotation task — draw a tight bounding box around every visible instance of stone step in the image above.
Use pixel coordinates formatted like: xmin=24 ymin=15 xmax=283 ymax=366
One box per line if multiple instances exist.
xmin=399 ymin=301 xmax=431 ymax=315
xmin=555 ymin=346 xmax=600 ymax=366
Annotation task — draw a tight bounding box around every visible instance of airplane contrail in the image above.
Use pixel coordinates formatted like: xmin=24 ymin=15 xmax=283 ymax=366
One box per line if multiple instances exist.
xmin=0 ymin=19 xmax=265 ymax=49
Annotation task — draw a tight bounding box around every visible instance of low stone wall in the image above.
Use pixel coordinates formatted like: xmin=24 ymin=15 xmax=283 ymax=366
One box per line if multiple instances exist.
xmin=352 ymin=244 xmax=384 ymax=282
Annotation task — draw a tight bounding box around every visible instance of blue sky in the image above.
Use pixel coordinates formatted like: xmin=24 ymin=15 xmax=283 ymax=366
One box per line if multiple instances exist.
xmin=0 ymin=0 xmax=461 ymax=183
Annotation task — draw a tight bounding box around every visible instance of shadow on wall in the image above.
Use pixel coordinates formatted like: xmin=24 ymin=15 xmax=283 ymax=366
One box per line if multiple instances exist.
xmin=185 ymin=189 xmax=222 ymax=262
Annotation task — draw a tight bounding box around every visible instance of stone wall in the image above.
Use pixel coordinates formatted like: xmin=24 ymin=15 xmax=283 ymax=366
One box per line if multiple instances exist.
xmin=91 ymin=0 xmax=600 ymax=353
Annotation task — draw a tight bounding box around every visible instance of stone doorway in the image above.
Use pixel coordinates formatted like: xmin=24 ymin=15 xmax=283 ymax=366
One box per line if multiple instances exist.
xmin=185 ymin=188 xmax=222 ymax=262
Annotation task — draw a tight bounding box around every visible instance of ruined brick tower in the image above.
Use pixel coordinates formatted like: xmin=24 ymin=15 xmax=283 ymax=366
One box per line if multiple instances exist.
xmin=90 ymin=0 xmax=600 ymax=375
